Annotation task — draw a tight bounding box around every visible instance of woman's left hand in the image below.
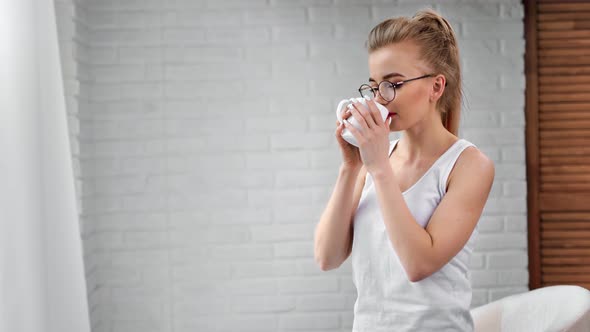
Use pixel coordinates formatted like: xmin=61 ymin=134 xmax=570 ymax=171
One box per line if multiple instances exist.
xmin=343 ymin=98 xmax=392 ymax=175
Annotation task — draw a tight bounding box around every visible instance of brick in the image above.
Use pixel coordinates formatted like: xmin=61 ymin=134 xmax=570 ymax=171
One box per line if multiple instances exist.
xmin=488 ymin=252 xmax=528 ymax=269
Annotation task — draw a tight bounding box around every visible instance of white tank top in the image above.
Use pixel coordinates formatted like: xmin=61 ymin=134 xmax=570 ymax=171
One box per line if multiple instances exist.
xmin=351 ymin=138 xmax=478 ymax=332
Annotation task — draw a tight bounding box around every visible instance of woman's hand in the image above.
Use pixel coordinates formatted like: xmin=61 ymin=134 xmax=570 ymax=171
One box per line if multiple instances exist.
xmin=335 ymin=108 xmax=362 ymax=170
xmin=342 ymin=98 xmax=392 ymax=175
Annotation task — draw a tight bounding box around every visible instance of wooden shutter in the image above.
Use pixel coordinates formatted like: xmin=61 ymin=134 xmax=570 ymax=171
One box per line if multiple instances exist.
xmin=526 ymin=0 xmax=590 ymax=290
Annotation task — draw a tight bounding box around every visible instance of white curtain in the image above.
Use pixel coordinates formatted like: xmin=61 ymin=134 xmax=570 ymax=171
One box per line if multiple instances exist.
xmin=0 ymin=0 xmax=91 ymax=331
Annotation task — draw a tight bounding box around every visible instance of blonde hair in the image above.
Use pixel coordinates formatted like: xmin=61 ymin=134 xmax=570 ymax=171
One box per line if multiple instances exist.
xmin=366 ymin=8 xmax=462 ymax=135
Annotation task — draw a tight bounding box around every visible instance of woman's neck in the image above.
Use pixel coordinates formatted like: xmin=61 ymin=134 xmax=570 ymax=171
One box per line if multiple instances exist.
xmin=397 ymin=111 xmax=457 ymax=162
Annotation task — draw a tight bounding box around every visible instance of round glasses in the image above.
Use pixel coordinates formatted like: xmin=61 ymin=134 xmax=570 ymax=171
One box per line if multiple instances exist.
xmin=358 ymin=74 xmax=434 ymax=102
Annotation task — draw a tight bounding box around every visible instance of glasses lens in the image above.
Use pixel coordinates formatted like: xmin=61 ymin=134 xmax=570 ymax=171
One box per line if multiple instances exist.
xmin=359 ymin=85 xmax=375 ymax=99
xmin=379 ymin=81 xmax=396 ymax=101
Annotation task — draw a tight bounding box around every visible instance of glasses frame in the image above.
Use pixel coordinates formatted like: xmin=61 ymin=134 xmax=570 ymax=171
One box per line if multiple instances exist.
xmin=358 ymin=73 xmax=435 ymax=102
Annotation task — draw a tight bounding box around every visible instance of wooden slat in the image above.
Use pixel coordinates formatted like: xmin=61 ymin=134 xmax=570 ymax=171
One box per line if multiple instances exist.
xmin=539 ymin=21 xmax=590 ymax=31
xmin=542 ymin=257 xmax=590 ymax=265
xmin=538 ymin=65 xmax=590 ymax=75
xmin=539 ymin=84 xmax=590 ymax=93
xmin=542 ymin=222 xmax=590 ymax=230
xmin=540 ymin=193 xmax=590 ymax=211
xmin=543 ymin=212 xmax=590 ymax=221
xmin=538 ymin=13 xmax=590 ymax=22
xmin=543 ymin=248 xmax=590 ymax=257
xmin=541 ymin=156 xmax=590 ymax=166
xmin=539 ymin=48 xmax=590 ymax=57
xmin=540 ymin=140 xmax=590 ymax=150
xmin=542 ymin=275 xmax=590 ymax=282
xmin=539 ymin=55 xmax=590 ymax=65
xmin=539 ymin=39 xmax=590 ymax=49
xmin=540 ymin=75 xmax=590 ymax=84
xmin=542 ymin=230 xmax=590 ymax=239
xmin=540 ymin=113 xmax=590 ymax=121
xmin=542 ymin=174 xmax=590 ymax=182
xmin=542 ymin=239 xmax=590 ymax=248
xmin=539 ymin=129 xmax=590 ymax=139
xmin=539 ymin=121 xmax=590 ymax=129
xmin=542 ymin=266 xmax=590 ymax=274
xmin=540 ymin=102 xmax=590 ymax=112
xmin=542 ymin=165 xmax=590 ymax=175
xmin=539 ymin=30 xmax=590 ymax=39
xmin=542 ymin=183 xmax=590 ymax=191
xmin=538 ymin=3 xmax=590 ymax=13
xmin=540 ymin=146 xmax=590 ymax=155
xmin=540 ymin=93 xmax=590 ymax=102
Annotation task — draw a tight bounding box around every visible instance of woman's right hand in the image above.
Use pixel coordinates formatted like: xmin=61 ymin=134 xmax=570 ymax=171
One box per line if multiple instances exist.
xmin=335 ymin=109 xmax=362 ymax=170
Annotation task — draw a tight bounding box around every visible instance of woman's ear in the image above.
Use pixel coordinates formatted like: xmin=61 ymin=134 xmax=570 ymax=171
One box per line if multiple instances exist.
xmin=430 ymin=74 xmax=446 ymax=103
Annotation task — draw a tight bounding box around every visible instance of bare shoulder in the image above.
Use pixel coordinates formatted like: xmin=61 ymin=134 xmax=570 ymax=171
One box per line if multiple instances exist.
xmin=448 ymin=145 xmax=495 ymax=189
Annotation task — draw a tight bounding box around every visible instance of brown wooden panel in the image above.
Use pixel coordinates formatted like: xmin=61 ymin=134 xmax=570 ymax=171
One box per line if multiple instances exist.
xmin=543 ymin=266 xmax=590 ymax=274
xmin=540 ymin=140 xmax=590 ymax=150
xmin=539 ymin=65 xmax=590 ymax=75
xmin=542 ymin=166 xmax=590 ymax=178
xmin=542 ymin=239 xmax=590 ymax=248
xmin=539 ymin=39 xmax=590 ymax=49
xmin=539 ymin=193 xmax=590 ymax=211
xmin=542 ymin=274 xmax=590 ymax=282
xmin=541 ymin=156 xmax=590 ymax=166
xmin=539 ymin=55 xmax=590 ymax=65
xmin=539 ymin=13 xmax=590 ymax=22
xmin=538 ymin=3 xmax=590 ymax=12
xmin=540 ymin=102 xmax=590 ymax=112
xmin=539 ymin=84 xmax=590 ymax=93
xmin=540 ymin=146 xmax=590 ymax=155
xmin=539 ymin=48 xmax=590 ymax=57
xmin=543 ymin=248 xmax=590 ymax=256
xmin=539 ymin=30 xmax=590 ymax=39
xmin=542 ymin=174 xmax=590 ymax=182
xmin=542 ymin=212 xmax=590 ymax=220
xmin=542 ymin=222 xmax=590 ymax=230
xmin=540 ymin=75 xmax=590 ymax=84
xmin=539 ymin=21 xmax=590 ymax=31
xmin=540 ymin=113 xmax=590 ymax=121
xmin=539 ymin=129 xmax=590 ymax=139
xmin=531 ymin=0 xmax=590 ymax=292
xmin=539 ymin=121 xmax=590 ymax=129
xmin=540 ymin=93 xmax=590 ymax=102
xmin=542 ymin=230 xmax=590 ymax=239
xmin=542 ymin=184 xmax=590 ymax=191
xmin=542 ymin=257 xmax=590 ymax=265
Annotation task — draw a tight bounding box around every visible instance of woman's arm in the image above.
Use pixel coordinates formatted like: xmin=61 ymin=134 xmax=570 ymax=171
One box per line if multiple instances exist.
xmin=371 ymin=147 xmax=495 ymax=282
xmin=314 ymin=164 xmax=367 ymax=271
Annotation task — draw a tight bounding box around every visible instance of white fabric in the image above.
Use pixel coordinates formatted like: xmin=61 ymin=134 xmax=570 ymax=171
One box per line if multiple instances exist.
xmin=351 ymin=138 xmax=478 ymax=331
xmin=0 ymin=0 xmax=91 ymax=331
xmin=470 ymin=285 xmax=590 ymax=332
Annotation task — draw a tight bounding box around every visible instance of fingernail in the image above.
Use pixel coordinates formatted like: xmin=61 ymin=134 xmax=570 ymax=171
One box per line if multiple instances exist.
xmin=347 ymin=104 xmax=354 ymax=110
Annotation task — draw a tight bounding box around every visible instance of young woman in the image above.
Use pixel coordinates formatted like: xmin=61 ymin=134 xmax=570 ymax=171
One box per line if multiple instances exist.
xmin=314 ymin=9 xmax=495 ymax=331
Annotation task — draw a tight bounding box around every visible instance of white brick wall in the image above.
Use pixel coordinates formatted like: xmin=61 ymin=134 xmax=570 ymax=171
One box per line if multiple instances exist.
xmin=56 ymin=0 xmax=527 ymax=331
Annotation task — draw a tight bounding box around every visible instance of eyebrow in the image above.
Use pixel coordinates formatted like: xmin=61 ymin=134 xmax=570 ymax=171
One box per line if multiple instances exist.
xmin=368 ymin=72 xmax=406 ymax=82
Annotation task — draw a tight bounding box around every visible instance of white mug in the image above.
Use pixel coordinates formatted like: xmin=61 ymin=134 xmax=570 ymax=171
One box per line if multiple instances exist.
xmin=336 ymin=97 xmax=390 ymax=147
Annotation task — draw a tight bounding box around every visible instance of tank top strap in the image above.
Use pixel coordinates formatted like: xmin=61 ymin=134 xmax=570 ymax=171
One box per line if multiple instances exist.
xmin=438 ymin=139 xmax=477 ymax=195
